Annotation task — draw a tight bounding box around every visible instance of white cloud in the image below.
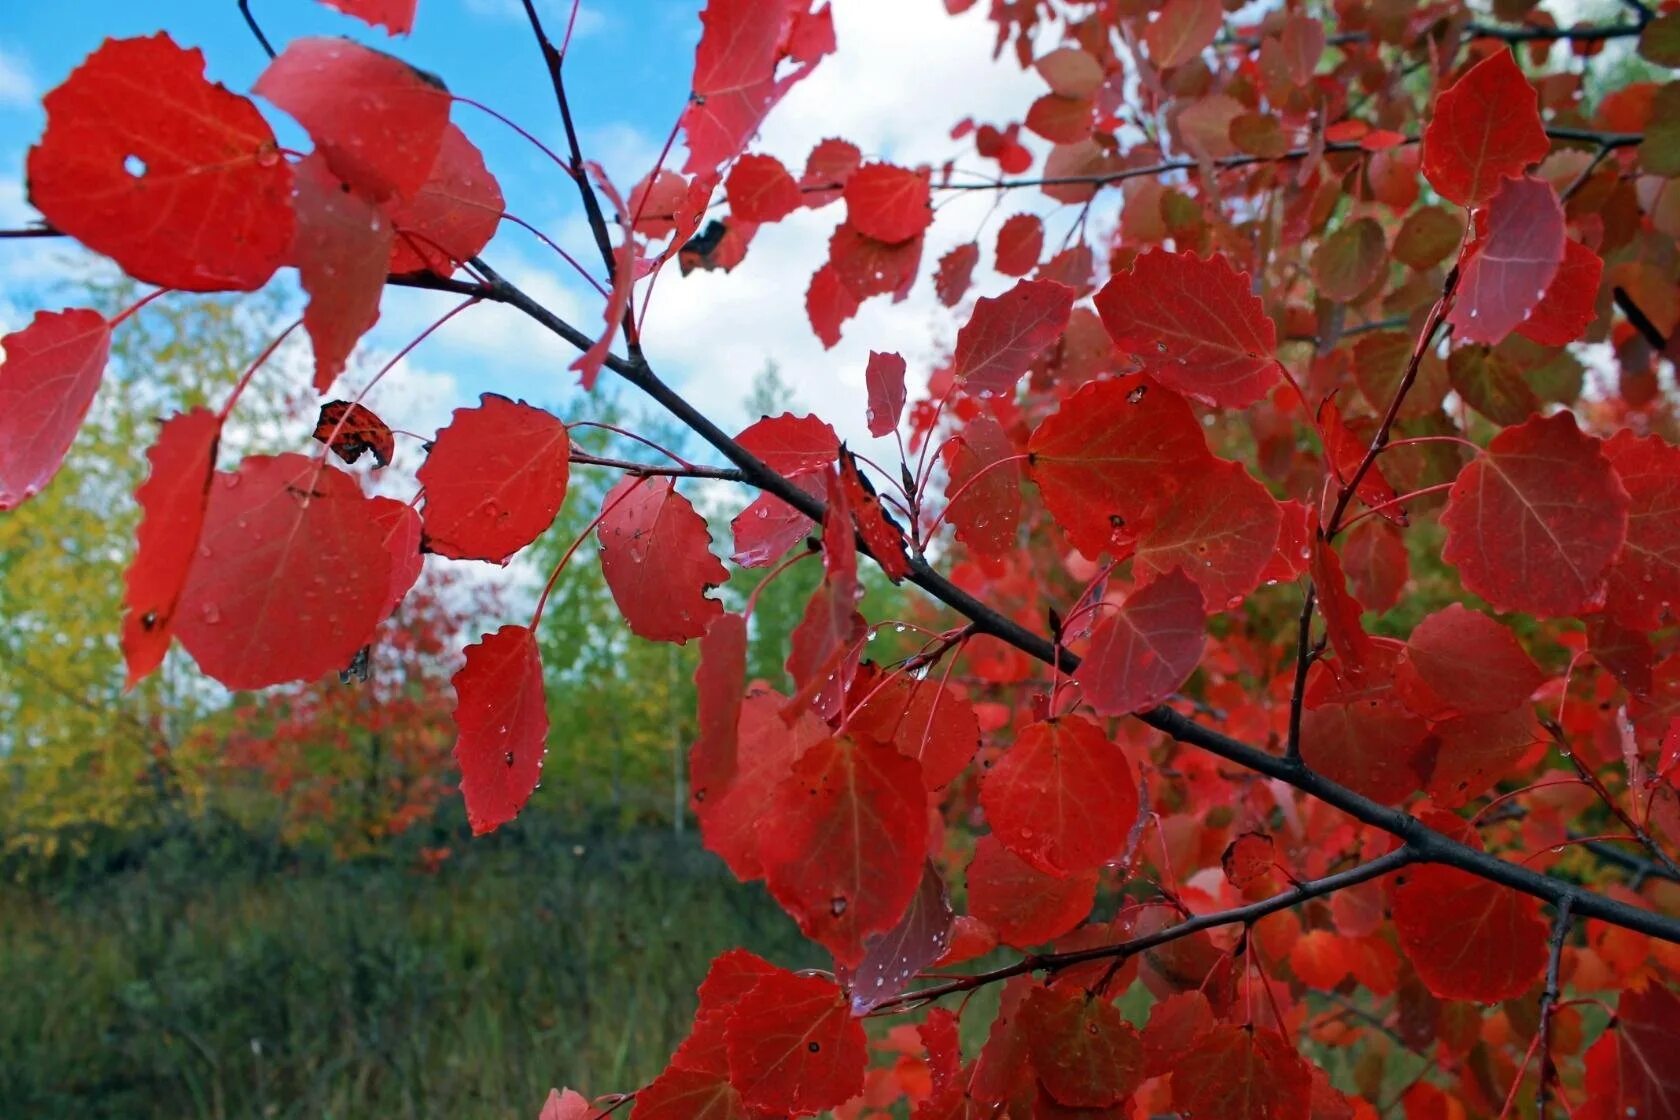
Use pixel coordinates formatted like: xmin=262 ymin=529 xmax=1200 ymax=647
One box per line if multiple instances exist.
xmin=631 ymin=0 xmax=1050 ymax=449
xmin=0 ymin=45 xmax=36 ymax=110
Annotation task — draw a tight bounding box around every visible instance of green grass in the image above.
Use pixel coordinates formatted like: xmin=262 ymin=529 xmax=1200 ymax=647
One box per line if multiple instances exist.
xmin=0 ymin=827 xmax=816 ymax=1119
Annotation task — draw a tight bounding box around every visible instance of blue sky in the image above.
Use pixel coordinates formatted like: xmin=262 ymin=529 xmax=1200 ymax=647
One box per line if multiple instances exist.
xmin=0 ymin=1 xmax=1050 ymax=453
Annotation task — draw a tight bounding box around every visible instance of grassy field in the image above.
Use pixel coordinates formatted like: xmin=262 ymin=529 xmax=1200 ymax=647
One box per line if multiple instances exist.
xmin=0 ymin=826 xmax=818 ymax=1119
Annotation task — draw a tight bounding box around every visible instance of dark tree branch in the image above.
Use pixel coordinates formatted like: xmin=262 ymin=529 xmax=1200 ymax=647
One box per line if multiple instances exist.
xmin=1614 ymin=285 xmax=1671 ymax=351
xmin=1284 ymin=585 xmax=1318 ymax=764
xmin=931 ymin=128 xmax=1636 ymax=195
xmin=448 ymin=256 xmax=1680 ymax=947
xmin=1539 ymin=714 xmax=1680 ymax=882
xmin=519 ymin=0 xmax=621 ymax=287
xmin=569 ymin=450 xmax=746 ymax=481
xmin=873 ymin=846 xmax=1419 ymax=1010
xmin=236 ymin=0 xmax=278 ymax=60
xmin=1537 ymin=896 xmax=1574 ymax=1118
xmin=1223 ymin=17 xmax=1643 ymax=49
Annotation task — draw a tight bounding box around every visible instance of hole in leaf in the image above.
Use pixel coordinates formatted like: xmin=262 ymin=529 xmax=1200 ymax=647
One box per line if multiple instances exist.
xmin=123 ymin=154 xmax=147 ymax=177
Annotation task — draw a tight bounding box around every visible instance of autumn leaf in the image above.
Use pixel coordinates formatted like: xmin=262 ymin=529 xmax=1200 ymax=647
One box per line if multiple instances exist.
xmin=1094 ymin=248 xmax=1279 ymax=408
xmin=121 ymin=408 xmax=222 ymax=687
xmin=1440 ymin=411 xmax=1629 ymax=618
xmin=28 ymin=35 xmax=294 ymax=292
xmin=0 ymin=308 xmax=112 ymax=511
xmin=981 ymin=715 xmax=1138 ymax=876
xmin=174 ymin=453 xmax=393 ymax=690
xmin=255 ymin=36 xmax=450 ymax=203
xmin=1421 ymin=50 xmax=1549 ymax=207
xmin=597 ymin=477 xmax=728 ymax=644
xmin=418 ymin=395 xmax=571 ymax=563
xmin=951 ymin=278 xmax=1075 ymax=398
xmin=450 ymin=624 xmax=548 ymax=836
xmin=1075 ymin=568 xmax=1207 ymax=715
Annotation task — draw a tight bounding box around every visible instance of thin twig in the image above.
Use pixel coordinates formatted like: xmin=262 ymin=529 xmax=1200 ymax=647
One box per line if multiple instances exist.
xmin=236 ymin=0 xmax=278 ymax=59
xmin=1537 ymin=897 xmax=1575 ymax=1118
xmin=568 ymin=450 xmax=746 ymax=481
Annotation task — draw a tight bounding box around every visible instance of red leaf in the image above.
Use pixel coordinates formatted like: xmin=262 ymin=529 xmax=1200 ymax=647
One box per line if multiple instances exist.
xmin=598 ymin=477 xmax=728 ymax=644
xmin=980 ymin=714 xmax=1139 ymax=876
xmin=632 ymin=1066 xmax=752 ymax=1120
xmin=843 ymin=162 xmax=931 ymax=245
xmin=313 ymin=401 xmax=395 ymax=468
xmin=840 ymin=861 xmax=953 ymax=1013
xmin=1581 ymin=981 xmax=1680 ymax=1120
xmin=1075 ymin=569 xmax=1206 ymax=715
xmin=570 ymin=163 xmax=638 ymax=390
xmin=1133 ymin=458 xmax=1284 ymax=607
xmin=1517 ymin=238 xmax=1604 ymax=346
xmin=540 ymin=1088 xmax=592 ymax=1120
xmin=254 ymin=37 xmax=450 ymax=203
xmin=730 ymin=474 xmax=822 ymax=567
xmin=1318 ymin=397 xmax=1404 ymax=525
xmin=450 ymin=624 xmax=548 ymax=836
xmin=994 ymin=213 xmax=1044 ymax=277
xmin=1027 ymin=375 xmax=1213 ymax=559
xmin=1601 ymin=431 xmax=1680 ymax=630
xmin=1447 ymin=175 xmax=1566 ymax=345
xmin=389 ymin=123 xmax=504 ymax=276
xmin=1142 ymin=991 xmax=1215 ymax=1077
xmin=829 ymin=223 xmax=923 ymax=300
xmin=942 ymin=415 xmax=1021 ymax=557
xmin=692 ymin=613 xmax=748 ymax=801
xmin=736 ymin=412 xmax=840 ymax=475
xmin=1172 ymin=1025 xmax=1314 ymax=1120
xmin=289 ymin=154 xmax=394 ymax=393
xmin=950 ymin=278 xmax=1075 ymax=398
xmin=694 ymin=688 xmax=828 ymax=880
xmin=759 ymin=735 xmax=929 ymax=965
xmin=801 ymin=137 xmax=861 ymax=205
xmin=369 ymin=496 xmax=423 ymax=620
xmin=682 ymin=0 xmax=831 ymax=177
xmin=120 ymin=408 xmax=222 ymax=687
xmin=417 ymin=395 xmax=571 ymax=563
xmin=724 ymin=971 xmax=867 ymax=1113
xmin=315 ymin=0 xmax=416 ymax=34
xmin=1298 ymin=698 xmax=1429 ymax=803
xmin=864 ymin=351 xmax=907 ymax=437
xmin=175 ymin=453 xmax=392 ymax=689
xmin=1147 ymin=0 xmax=1222 ymax=68
xmin=934 ymin=242 xmax=981 ymax=307
xmin=1392 ymin=857 xmax=1547 ymax=1002
xmin=27 ymin=34 xmax=293 ymax=292
xmin=847 ymin=667 xmax=979 ymax=790
xmin=1222 ymin=831 xmax=1276 ymax=890
xmin=1441 ymin=411 xmax=1629 ymax=618
xmin=1421 ymin=50 xmax=1549 ymax=207
xmin=1399 ymin=604 xmax=1543 ymax=717
xmin=839 ymin=452 xmax=910 ymax=580
xmin=806 ymin=263 xmax=860 ymax=348
xmin=1094 ymin=249 xmax=1279 ymax=408
xmin=1312 ymin=533 xmax=1375 ymax=673
xmin=725 ymin=152 xmax=802 ymax=222
xmin=0 ymin=308 xmax=112 ymax=510
xmin=1020 ymin=985 xmax=1144 ymax=1107
xmin=1423 ymin=708 xmax=1541 ymax=807
xmin=967 ymin=834 xmax=1098 ymax=947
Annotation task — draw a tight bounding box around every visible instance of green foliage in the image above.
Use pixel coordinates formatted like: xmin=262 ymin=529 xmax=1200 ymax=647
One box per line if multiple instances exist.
xmin=0 ymin=824 xmax=814 ymax=1119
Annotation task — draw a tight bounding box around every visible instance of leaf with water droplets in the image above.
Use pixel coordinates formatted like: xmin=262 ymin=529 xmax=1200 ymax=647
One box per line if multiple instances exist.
xmin=289 ymin=154 xmax=394 ymax=393
xmin=981 ymin=714 xmax=1138 ymax=876
xmin=1094 ymin=248 xmax=1279 ymax=407
xmin=254 ymin=36 xmax=449 ymax=203
xmin=723 ymin=970 xmax=867 ymax=1113
xmin=121 ymin=407 xmax=222 ymax=687
xmin=598 ymin=476 xmax=728 ymax=644
xmin=758 ymin=734 xmax=928 ymax=966
xmin=451 ymin=624 xmax=547 ymax=836
xmin=1074 ymin=568 xmax=1206 ymax=716
xmin=840 ymin=861 xmax=953 ymax=1014
xmin=418 ymin=394 xmax=571 ymax=563
xmin=174 ymin=453 xmax=392 ymax=689
xmin=27 ymin=34 xmax=294 ymax=291
xmin=0 ymin=308 xmax=112 ymax=511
